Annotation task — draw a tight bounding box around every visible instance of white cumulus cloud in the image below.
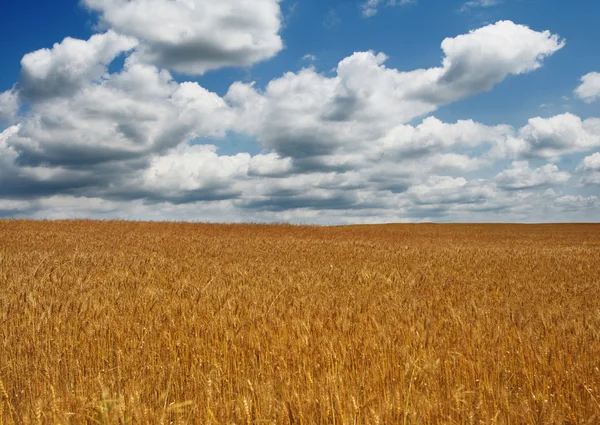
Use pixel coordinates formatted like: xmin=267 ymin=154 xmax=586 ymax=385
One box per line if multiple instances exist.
xmin=492 ymin=113 xmax=600 ymax=159
xmin=577 ymin=152 xmax=600 ymax=185
xmin=82 ymin=0 xmax=283 ymax=75
xmin=574 ymin=72 xmax=600 ymax=103
xmin=0 ymin=90 xmax=19 ymax=125
xmin=2 ymin=17 xmax=598 ymax=224
xmin=227 ymin=21 xmax=564 ymax=167
xmin=19 ymin=31 xmax=138 ymax=101
xmin=494 ymin=161 xmax=571 ymax=190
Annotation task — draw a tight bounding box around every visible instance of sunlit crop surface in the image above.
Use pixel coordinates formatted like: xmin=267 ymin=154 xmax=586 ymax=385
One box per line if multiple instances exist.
xmin=1 ymin=220 xmax=599 ymax=424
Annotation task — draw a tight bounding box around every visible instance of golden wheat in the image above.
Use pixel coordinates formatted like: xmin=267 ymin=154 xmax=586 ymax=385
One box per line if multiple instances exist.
xmin=0 ymin=220 xmax=599 ymax=424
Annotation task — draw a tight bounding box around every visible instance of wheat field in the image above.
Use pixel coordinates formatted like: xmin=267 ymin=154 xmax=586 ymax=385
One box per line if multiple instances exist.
xmin=0 ymin=220 xmax=599 ymax=424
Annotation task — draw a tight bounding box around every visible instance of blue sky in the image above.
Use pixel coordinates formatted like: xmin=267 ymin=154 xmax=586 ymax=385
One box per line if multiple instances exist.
xmin=0 ymin=0 xmax=599 ymax=223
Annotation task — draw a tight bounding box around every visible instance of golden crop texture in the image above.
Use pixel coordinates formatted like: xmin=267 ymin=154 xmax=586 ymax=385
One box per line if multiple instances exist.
xmin=1 ymin=220 xmax=599 ymax=424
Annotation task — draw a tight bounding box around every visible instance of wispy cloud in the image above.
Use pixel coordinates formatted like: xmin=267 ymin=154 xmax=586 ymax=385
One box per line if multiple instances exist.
xmin=323 ymin=8 xmax=341 ymax=28
xmin=361 ymin=0 xmax=417 ymax=18
xmin=460 ymin=0 xmax=502 ymax=13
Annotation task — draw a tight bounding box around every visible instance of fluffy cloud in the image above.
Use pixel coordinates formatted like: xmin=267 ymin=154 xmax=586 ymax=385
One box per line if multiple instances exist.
xmin=578 ymin=152 xmax=600 ymax=171
xmin=577 ymin=152 xmax=600 ymax=185
xmin=0 ymin=126 xmax=20 ymax=169
xmin=248 ymin=153 xmax=293 ymax=177
xmin=2 ymin=17 xmax=599 ymax=224
xmin=427 ymin=21 xmax=564 ymax=104
xmin=227 ymin=21 xmax=563 ymax=168
xmin=19 ymin=31 xmax=138 ymax=101
xmin=406 ymin=176 xmax=493 ymax=206
xmin=553 ymin=194 xmax=598 ymax=213
xmin=7 ymin=60 xmax=232 ymax=170
xmin=129 ymin=144 xmax=251 ymax=203
xmin=494 ymin=161 xmax=571 ymax=190
xmin=82 ymin=0 xmax=283 ymax=75
xmin=492 ymin=113 xmax=600 ymax=159
xmin=0 ymin=125 xmax=94 ymax=199
xmin=236 ymin=169 xmax=382 ymax=213
xmin=225 ymin=21 xmax=564 ymax=179
xmin=378 ymin=117 xmax=511 ymax=159
xmin=574 ymin=72 xmax=600 ymax=103
xmin=0 ymin=57 xmax=235 ymax=203
xmin=0 ymin=89 xmax=19 ymax=125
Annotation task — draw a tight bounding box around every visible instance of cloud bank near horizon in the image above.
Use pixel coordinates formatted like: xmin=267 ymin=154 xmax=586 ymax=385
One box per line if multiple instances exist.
xmin=0 ymin=1 xmax=598 ymax=224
